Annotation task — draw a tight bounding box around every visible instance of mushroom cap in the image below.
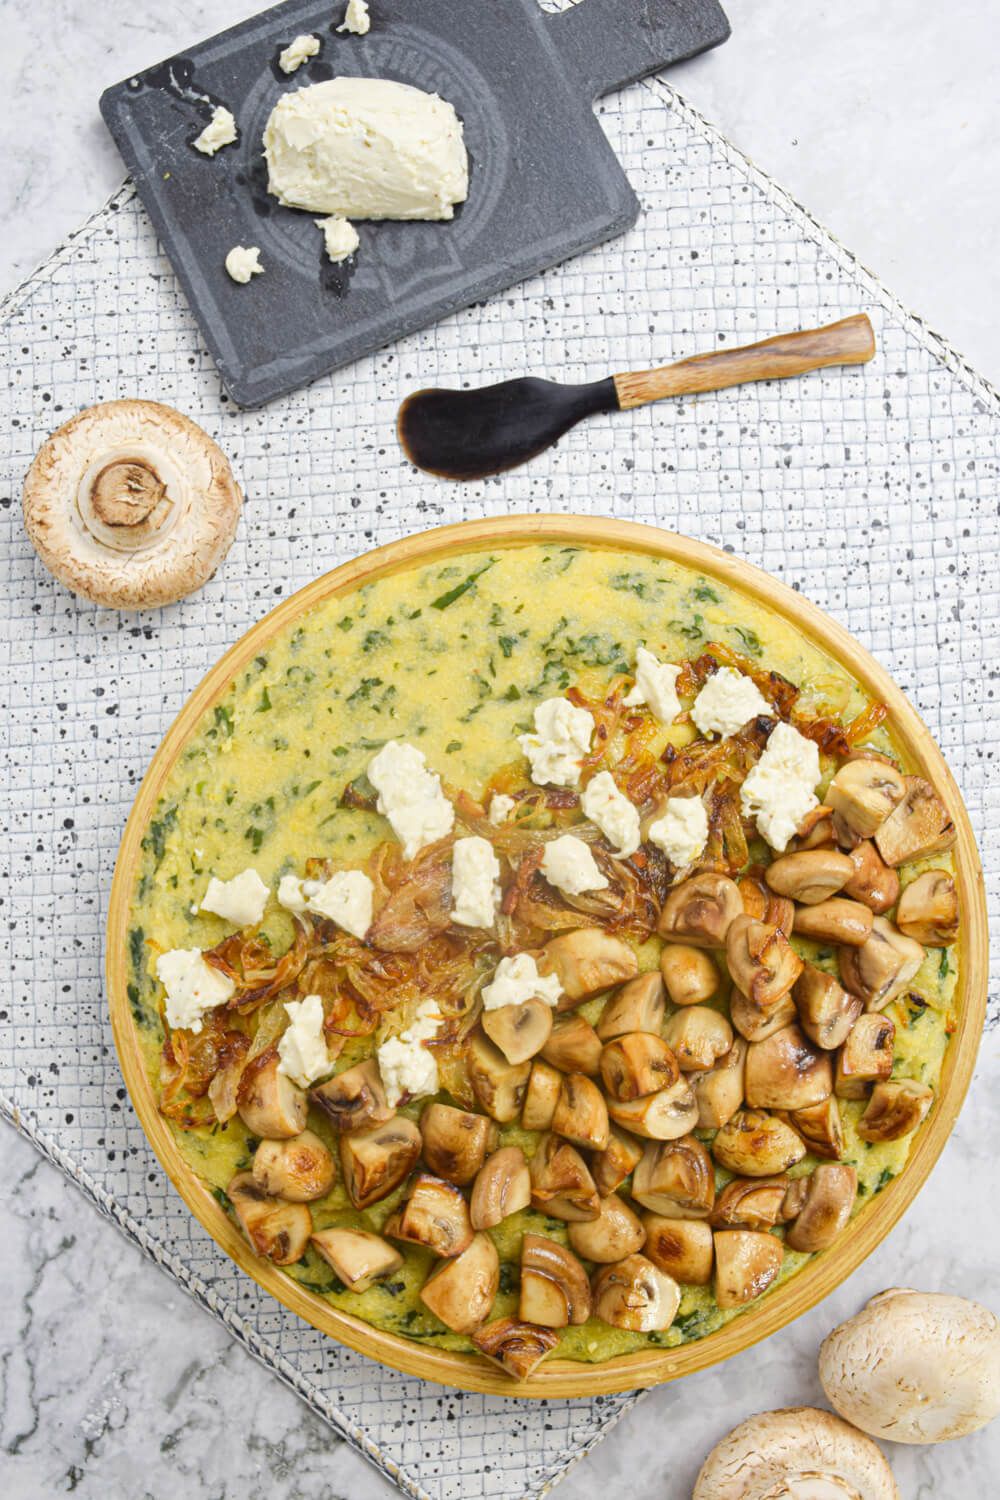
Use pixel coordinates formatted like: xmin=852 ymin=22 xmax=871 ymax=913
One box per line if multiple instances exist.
xmin=693 ymin=1407 xmax=899 ymax=1499
xmin=23 ymin=399 xmax=242 ymax=609
xmin=819 ymin=1289 xmax=1000 ymax=1443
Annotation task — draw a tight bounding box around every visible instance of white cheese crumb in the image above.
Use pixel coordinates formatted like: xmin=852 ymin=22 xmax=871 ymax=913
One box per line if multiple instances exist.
xmin=540 ymin=834 xmax=608 ymax=896
xmin=581 ymin=771 xmax=640 ymax=858
xmin=518 ymin=697 xmax=594 ymax=788
xmin=488 ymin=793 xmax=516 ymax=826
xmin=337 ymin=0 xmax=371 ymax=35
xmin=691 ymin=666 xmax=771 ymax=739
xmin=377 ymin=997 xmax=443 ymax=1106
xmin=314 ymin=215 xmax=359 ymax=263
xmin=277 ymin=873 xmax=311 ymax=914
xmin=368 ymin=740 xmax=454 ymax=859
xmin=199 ymin=868 xmax=269 ymax=927
xmin=481 ymin=953 xmax=562 ymax=1012
xmin=648 ymin=796 xmax=709 ymax=868
xmin=193 ymin=105 xmax=237 ymax=156
xmin=307 ymin=870 xmax=374 ymax=939
xmin=156 ymin=949 xmax=235 ymax=1034
xmin=740 ymin=720 xmax=822 ymax=852
xmin=451 ymin=836 xmax=501 ymax=929
xmin=224 ymin=246 xmax=264 ymax=284
xmin=279 ymin=34 xmax=321 ymax=73
xmin=624 ymin=647 xmax=682 ymax=723
xmin=277 ymin=993 xmax=333 ymax=1088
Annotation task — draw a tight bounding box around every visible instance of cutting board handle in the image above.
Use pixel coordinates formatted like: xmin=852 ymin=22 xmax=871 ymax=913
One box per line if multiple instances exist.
xmin=614 ymin=314 xmax=877 ymax=409
xmin=548 ymin=0 xmax=730 ymax=100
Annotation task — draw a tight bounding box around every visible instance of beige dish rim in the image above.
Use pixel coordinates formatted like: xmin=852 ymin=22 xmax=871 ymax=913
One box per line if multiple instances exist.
xmin=105 ymin=514 xmax=988 ymax=1397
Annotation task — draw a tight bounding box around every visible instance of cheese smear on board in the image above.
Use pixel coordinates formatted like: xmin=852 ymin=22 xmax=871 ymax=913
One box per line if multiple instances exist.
xmin=263 ymin=78 xmax=469 ymax=220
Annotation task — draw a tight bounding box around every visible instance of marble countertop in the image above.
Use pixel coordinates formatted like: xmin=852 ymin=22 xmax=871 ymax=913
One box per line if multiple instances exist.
xmin=2 ymin=2 xmax=999 ymax=1497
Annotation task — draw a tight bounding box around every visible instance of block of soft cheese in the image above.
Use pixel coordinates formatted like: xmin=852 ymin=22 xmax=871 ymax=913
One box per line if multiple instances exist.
xmin=263 ymin=78 xmax=469 ymax=221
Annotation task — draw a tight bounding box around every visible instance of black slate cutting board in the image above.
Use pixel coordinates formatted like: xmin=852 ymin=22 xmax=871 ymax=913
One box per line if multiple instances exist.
xmin=101 ymin=0 xmax=729 ymax=408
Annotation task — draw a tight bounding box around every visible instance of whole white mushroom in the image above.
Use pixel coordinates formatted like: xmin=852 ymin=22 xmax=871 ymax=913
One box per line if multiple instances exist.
xmin=819 ymin=1288 xmax=1000 ymax=1443
xmin=693 ymin=1407 xmax=899 ymax=1499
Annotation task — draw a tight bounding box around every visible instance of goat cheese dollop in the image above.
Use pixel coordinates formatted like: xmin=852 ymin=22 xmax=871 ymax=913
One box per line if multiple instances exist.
xmin=277 ymin=869 xmax=373 ymax=937
xmin=740 ymin=720 xmax=822 ymax=853
xmin=581 ymin=771 xmax=641 ymax=858
xmin=692 ymin=667 xmax=771 ymax=739
xmin=540 ymin=833 xmax=608 ymax=896
xmin=648 ymin=796 xmax=709 ymax=868
xmin=156 ymin=949 xmax=235 ymax=1034
xmin=224 ymin=246 xmax=264 ymax=284
xmin=368 ymin=739 xmax=454 ymax=859
xmin=488 ymin=793 xmax=516 ymax=826
xmin=278 ymin=34 xmax=320 ymax=73
xmin=481 ymin=953 xmax=562 ymax=1012
xmin=451 ymin=836 xmax=501 ymax=928
xmin=377 ymin=998 xmax=443 ymax=1106
xmin=199 ymin=867 xmax=269 ymax=927
xmin=277 ymin=993 xmax=332 ymax=1088
xmin=624 ymin=647 xmax=682 ymax=723
xmin=337 ymin=0 xmax=371 ymax=34
xmin=519 ymin=697 xmax=594 ymax=788
xmin=263 ymin=78 xmax=468 ymax=221
xmin=193 ymin=105 xmax=237 ymax=156
xmin=315 ymin=215 xmax=359 ymax=263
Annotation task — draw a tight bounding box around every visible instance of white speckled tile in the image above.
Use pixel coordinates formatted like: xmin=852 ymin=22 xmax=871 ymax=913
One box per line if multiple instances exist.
xmin=1 ymin=66 xmax=999 ymax=1500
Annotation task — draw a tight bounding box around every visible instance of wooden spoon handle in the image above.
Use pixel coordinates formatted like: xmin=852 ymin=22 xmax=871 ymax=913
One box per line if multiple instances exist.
xmin=613 ymin=314 xmax=875 ymax=410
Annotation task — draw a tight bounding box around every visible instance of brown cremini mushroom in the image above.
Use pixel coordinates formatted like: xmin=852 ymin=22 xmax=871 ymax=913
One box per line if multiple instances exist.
xmin=591 ymin=1253 xmax=680 ymax=1332
xmin=896 ymin=871 xmax=959 ymax=946
xmin=793 ymin=897 xmax=873 ymax=947
xmin=311 ymin=1058 xmax=392 ymax=1134
xmin=310 ymin=1227 xmax=402 ymax=1292
xmin=642 ymin=1215 xmax=714 ymax=1285
xmin=765 ymin=848 xmax=854 ymax=905
xmin=785 ymin=1163 xmax=858 ymax=1251
xmin=659 ymin=945 xmax=720 ymax=1006
xmin=339 ymin=1116 xmax=422 ymax=1209
xmin=663 ymin=1005 xmax=734 ymax=1073
xmin=736 ymin=870 xmax=794 ymax=935
xmin=519 ymin=1234 xmax=591 ymax=1326
xmin=23 ymin=400 xmax=243 ymax=608
xmin=729 ymin=986 xmax=797 ymax=1042
xmin=420 ymin=1232 xmax=499 ymax=1333
xmin=551 ymin=1072 xmax=610 ymax=1152
xmin=466 ymin=1032 xmax=532 ymax=1121
xmin=469 ymin=1145 xmax=531 ymax=1229
xmin=744 ymin=1024 xmax=833 ymax=1111
xmin=874 ymin=776 xmax=956 ymax=866
xmin=776 ymin=1095 xmax=846 ymax=1160
xmin=542 ymin=929 xmax=638 ymax=1004
xmin=843 ymin=839 xmax=900 ymax=913
xmin=471 ymin=1318 xmax=558 ymax=1380
xmin=839 ymin=917 xmax=924 ymax=1011
xmin=385 ymin=1172 xmax=474 ymax=1256
xmin=419 ymin=1102 xmax=498 ymax=1185
xmin=596 ymin=970 xmax=666 ymax=1038
xmin=568 ymin=1193 xmax=646 ymax=1262
xmin=238 ymin=1056 xmax=308 ymax=1139
xmin=824 ymin=758 xmax=907 ymax=839
xmin=788 ymin=805 xmax=837 ymax=850
xmin=482 ymin=998 xmax=553 ymax=1064
xmin=590 ymin=1126 xmax=644 ymax=1196
xmin=713 ymin=1228 xmax=783 ymax=1308
xmin=710 ymin=1175 xmax=791 ymax=1231
xmin=835 ymin=1013 xmax=895 ymax=1099
xmin=793 ymin=963 xmax=863 ymax=1050
xmin=726 ymin=916 xmax=803 ymax=1008
xmin=712 ymin=1109 xmax=806 ymax=1177
xmin=227 ymin=1172 xmax=311 ymax=1265
xmin=528 ymin=1133 xmax=600 ymax=1221
xmin=252 ymin=1129 xmax=335 ymax=1202
xmin=693 ymin=1036 xmax=747 ymax=1129
xmin=599 ymin=1032 xmax=679 ymax=1100
xmin=521 ymin=1059 xmax=563 ymax=1131
xmin=606 ymin=1075 xmax=699 ymax=1141
xmin=857 ymin=1079 xmax=934 ymax=1142
xmin=540 ymin=1013 xmax=602 ymax=1075
xmin=631 ymin=1134 xmax=715 ymax=1218
xmin=658 ymin=873 xmax=744 ymax=948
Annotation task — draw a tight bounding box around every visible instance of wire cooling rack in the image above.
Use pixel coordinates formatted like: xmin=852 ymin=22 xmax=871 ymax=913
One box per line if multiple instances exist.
xmin=1 ymin=73 xmax=998 ymax=1500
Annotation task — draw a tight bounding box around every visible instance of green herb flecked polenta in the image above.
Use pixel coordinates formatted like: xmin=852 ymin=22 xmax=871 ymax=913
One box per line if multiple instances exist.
xmin=127 ymin=544 xmax=957 ymax=1362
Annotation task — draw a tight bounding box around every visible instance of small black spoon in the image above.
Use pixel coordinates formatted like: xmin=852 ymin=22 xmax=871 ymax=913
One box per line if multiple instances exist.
xmin=398 ymin=314 xmax=875 ymax=481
